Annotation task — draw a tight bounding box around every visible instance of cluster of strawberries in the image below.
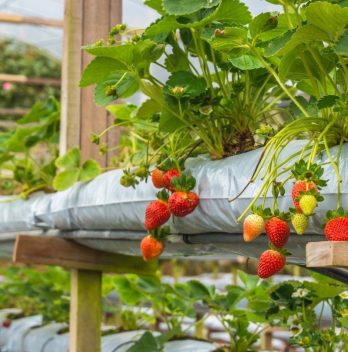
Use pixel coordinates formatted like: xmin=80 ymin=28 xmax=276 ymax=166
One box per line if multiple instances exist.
xmin=243 ymin=161 xmax=330 ymax=279
xmin=140 ymin=168 xmax=199 ymax=261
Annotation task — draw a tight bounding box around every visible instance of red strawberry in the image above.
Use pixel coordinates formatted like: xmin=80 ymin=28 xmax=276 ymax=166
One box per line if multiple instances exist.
xmin=291 ymin=180 xmax=317 ymax=212
xmin=140 ymin=235 xmax=164 ymax=261
xmin=151 ymin=168 xmax=165 ymax=189
xmin=2 ymin=319 xmax=11 ymax=328
xmin=324 ymin=217 xmax=348 ymax=241
xmin=258 ymin=249 xmax=286 ymax=278
xmin=265 ymin=217 xmax=290 ymax=248
xmin=145 ymin=200 xmax=170 ymax=230
xmin=163 ymin=169 xmax=180 ymax=192
xmin=169 ymin=191 xmax=199 ymax=217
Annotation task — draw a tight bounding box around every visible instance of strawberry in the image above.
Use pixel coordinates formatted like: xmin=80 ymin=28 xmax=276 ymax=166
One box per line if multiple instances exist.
xmin=163 ymin=169 xmax=180 ymax=192
xmin=265 ymin=217 xmax=290 ymax=248
xmin=140 ymin=235 xmax=164 ymax=261
xmin=243 ymin=214 xmax=265 ymax=242
xmin=145 ymin=200 xmax=170 ymax=230
xmin=2 ymin=319 xmax=11 ymax=328
xmin=324 ymin=217 xmax=348 ymax=241
xmin=151 ymin=168 xmax=165 ymax=188
xmin=299 ymin=194 xmax=317 ymax=216
xmin=291 ymin=212 xmax=308 ymax=235
xmin=258 ymin=249 xmax=286 ymax=278
xmin=291 ymin=180 xmax=317 ymax=212
xmin=169 ymin=191 xmax=199 ymax=217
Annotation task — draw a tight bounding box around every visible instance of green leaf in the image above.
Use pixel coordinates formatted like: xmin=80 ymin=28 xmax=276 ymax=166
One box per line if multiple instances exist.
xmin=186 ymin=280 xmax=212 ymax=300
xmin=79 ymin=160 xmax=101 ymax=183
xmin=18 ymin=97 xmax=60 ymax=124
xmin=53 ymin=169 xmax=80 ymax=191
xmin=265 ymin=30 xmax=293 ymax=57
xmin=83 ymin=44 xmax=134 ymax=65
xmin=249 ymin=13 xmax=277 ymax=39
xmin=213 ymin=0 xmax=251 ymax=25
xmin=306 ymin=1 xmax=348 ymax=40
xmin=136 ymin=99 xmax=160 ymax=120
xmin=79 ymin=57 xmax=125 ymax=87
xmin=210 ymin=27 xmax=248 ymax=52
xmin=127 ymin=331 xmax=160 ymax=352
xmin=317 ymin=95 xmax=339 ymax=109
xmin=106 ymin=104 xmax=137 ymax=120
xmin=159 ymin=110 xmax=185 ymax=132
xmin=162 ymin=0 xmax=211 ymax=16
xmin=334 ymin=34 xmax=348 ymax=55
xmin=165 ymin=46 xmax=190 ymax=72
xmin=229 ymin=54 xmax=263 ymax=70
xmin=164 ymin=71 xmax=206 ymax=98
xmin=139 ymin=80 xmax=165 ymax=106
xmin=279 ymin=24 xmax=330 ymax=55
xmin=144 ymin=0 xmax=165 ymax=14
xmin=55 ymin=148 xmax=80 ymax=169
xmin=143 ymin=16 xmax=180 ymax=37
xmin=94 ymin=72 xmax=139 ymax=106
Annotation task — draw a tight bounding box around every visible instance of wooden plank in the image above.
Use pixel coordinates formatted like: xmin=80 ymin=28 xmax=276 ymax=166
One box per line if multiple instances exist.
xmin=0 ymin=108 xmax=29 ymax=116
xmin=13 ymin=235 xmax=157 ymax=275
xmin=69 ymin=269 xmax=102 ymax=352
xmin=0 ymin=12 xmax=64 ymax=27
xmin=0 ymin=74 xmax=61 ymax=86
xmin=306 ymin=241 xmax=348 ymax=267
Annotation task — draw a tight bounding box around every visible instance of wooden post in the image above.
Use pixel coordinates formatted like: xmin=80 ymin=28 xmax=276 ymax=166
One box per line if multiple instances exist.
xmin=60 ymin=0 xmax=122 ymax=166
xmin=13 ymin=235 xmax=157 ymax=352
xmin=70 ymin=270 xmax=102 ymax=352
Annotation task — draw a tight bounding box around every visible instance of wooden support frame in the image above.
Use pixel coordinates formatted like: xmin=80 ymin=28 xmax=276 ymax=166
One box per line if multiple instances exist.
xmin=13 ymin=235 xmax=157 ymax=352
xmin=60 ymin=0 xmax=122 ymax=166
xmin=0 ymin=12 xmax=63 ymax=27
xmin=0 ymin=74 xmax=61 ymax=86
xmin=306 ymin=241 xmax=348 ymax=267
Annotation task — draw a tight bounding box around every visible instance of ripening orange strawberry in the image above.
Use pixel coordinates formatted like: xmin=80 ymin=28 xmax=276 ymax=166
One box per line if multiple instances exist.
xmin=243 ymin=214 xmax=265 ymax=242
xmin=151 ymin=168 xmax=165 ymax=189
xmin=140 ymin=235 xmax=164 ymax=261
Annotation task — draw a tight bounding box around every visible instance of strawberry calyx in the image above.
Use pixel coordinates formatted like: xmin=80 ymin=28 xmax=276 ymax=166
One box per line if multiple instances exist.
xmin=291 ymin=160 xmax=327 ymax=189
xmin=271 ymin=209 xmax=291 ymax=222
xmin=148 ymin=226 xmax=171 ymax=241
xmin=323 ymin=207 xmax=348 ymax=226
xmin=251 ymin=205 xmax=272 ymax=219
xmin=296 ymin=188 xmax=324 ymax=202
xmin=170 ymin=174 xmax=196 ymax=192
xmin=156 ymin=189 xmax=169 ymax=202
xmin=268 ymin=242 xmax=291 ymax=256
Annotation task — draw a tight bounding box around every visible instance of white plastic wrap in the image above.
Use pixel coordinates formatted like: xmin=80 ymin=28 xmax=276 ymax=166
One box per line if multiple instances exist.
xmin=32 ymin=140 xmax=348 ymax=235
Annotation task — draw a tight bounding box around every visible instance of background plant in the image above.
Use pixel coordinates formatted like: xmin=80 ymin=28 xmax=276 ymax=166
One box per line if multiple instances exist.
xmin=0 ymin=38 xmax=61 ymax=123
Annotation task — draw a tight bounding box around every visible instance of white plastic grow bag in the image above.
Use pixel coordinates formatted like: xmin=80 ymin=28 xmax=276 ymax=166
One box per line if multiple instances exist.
xmin=0 ymin=140 xmax=345 ymax=236
xmin=32 ymin=140 xmax=348 ymax=235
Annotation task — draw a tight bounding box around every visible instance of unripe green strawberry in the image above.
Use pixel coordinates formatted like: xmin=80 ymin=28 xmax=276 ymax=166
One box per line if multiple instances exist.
xmin=291 ymin=213 xmax=308 ymax=235
xmin=243 ymin=214 xmax=265 ymax=242
xmin=299 ymin=195 xmax=317 ymax=216
xmin=291 ymin=180 xmax=317 ymax=212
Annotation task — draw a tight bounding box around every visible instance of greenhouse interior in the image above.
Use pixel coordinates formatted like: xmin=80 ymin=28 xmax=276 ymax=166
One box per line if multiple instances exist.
xmin=1 ymin=0 xmax=348 ymax=351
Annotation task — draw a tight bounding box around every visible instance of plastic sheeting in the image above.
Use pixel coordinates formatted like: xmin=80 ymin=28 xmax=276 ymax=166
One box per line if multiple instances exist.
xmin=0 ymin=140 xmax=346 ymax=236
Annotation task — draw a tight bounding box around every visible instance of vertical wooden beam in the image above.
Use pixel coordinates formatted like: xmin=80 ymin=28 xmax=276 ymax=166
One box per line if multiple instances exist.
xmin=60 ymin=0 xmax=123 ymax=166
xmin=60 ymin=0 xmax=83 ymax=156
xmin=69 ymin=269 xmax=102 ymax=352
